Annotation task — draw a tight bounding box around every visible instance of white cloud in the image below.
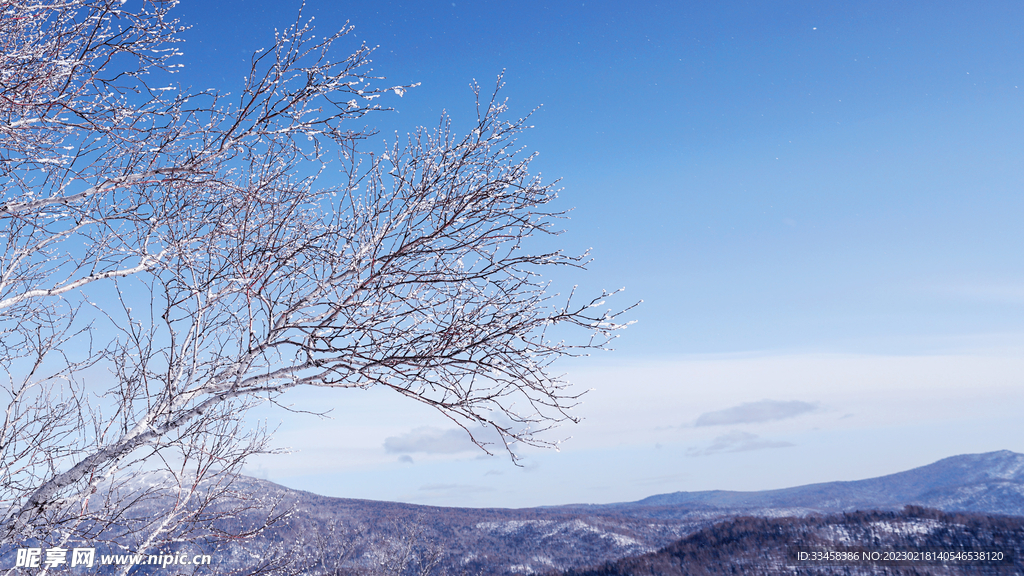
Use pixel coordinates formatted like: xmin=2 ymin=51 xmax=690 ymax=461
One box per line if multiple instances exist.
xmin=695 ymin=399 xmax=817 ymax=426
xmin=384 ymin=427 xmax=478 ymax=454
xmin=688 ymin=431 xmax=794 ymax=456
xmin=419 ymin=483 xmax=493 ymax=494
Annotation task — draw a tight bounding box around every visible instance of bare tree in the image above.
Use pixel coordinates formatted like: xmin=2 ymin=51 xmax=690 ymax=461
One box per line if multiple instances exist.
xmin=0 ymin=0 xmax=633 ymax=567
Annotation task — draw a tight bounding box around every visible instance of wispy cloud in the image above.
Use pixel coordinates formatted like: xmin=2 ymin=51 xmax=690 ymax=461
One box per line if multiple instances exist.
xmin=688 ymin=431 xmax=794 ymax=456
xmin=419 ymin=483 xmax=493 ymax=494
xmin=929 ymin=282 xmax=1024 ymax=304
xmin=695 ymin=399 xmax=817 ymax=426
xmin=384 ymin=427 xmax=477 ymax=454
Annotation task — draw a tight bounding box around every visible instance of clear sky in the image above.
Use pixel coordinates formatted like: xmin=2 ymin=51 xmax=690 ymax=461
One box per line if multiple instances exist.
xmin=173 ymin=0 xmax=1024 ymax=507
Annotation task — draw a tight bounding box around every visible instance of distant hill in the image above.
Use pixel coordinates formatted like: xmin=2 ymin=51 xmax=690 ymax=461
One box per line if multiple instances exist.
xmin=559 ymin=450 xmax=1024 ymax=521
xmin=558 ymin=507 xmax=1024 ymax=576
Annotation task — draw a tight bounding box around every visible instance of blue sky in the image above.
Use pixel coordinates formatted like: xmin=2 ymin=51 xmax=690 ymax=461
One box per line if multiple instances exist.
xmin=174 ymin=1 xmax=1024 ymax=507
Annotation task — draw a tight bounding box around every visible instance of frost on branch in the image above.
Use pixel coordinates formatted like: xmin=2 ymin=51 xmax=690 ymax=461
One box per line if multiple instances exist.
xmin=0 ymin=0 xmax=634 ymax=562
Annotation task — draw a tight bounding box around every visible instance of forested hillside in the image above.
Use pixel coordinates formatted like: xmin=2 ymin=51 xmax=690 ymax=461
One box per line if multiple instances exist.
xmin=559 ymin=507 xmax=1023 ymax=576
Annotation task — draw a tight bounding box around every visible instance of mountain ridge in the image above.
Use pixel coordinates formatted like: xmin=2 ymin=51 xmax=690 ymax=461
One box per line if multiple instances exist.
xmin=27 ymin=449 xmax=1021 ymax=575
xmin=553 ymin=450 xmax=1024 ymax=518
xmin=203 ymin=449 xmax=1024 ymax=574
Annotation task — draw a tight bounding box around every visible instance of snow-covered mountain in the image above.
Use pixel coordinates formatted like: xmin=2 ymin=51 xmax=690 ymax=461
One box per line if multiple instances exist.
xmin=199 ymin=451 xmax=1024 ymax=574
xmin=12 ymin=451 xmax=1020 ymax=575
xmin=580 ymin=450 xmax=1024 ymax=519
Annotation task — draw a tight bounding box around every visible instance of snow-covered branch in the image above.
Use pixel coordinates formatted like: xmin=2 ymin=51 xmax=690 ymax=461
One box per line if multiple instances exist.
xmin=0 ymin=1 xmax=634 ymax=565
